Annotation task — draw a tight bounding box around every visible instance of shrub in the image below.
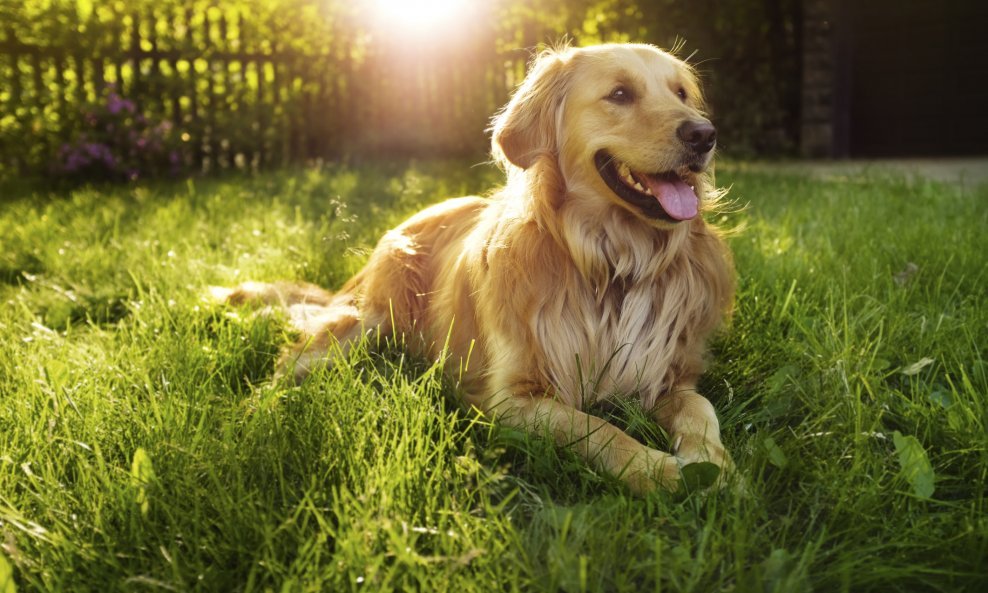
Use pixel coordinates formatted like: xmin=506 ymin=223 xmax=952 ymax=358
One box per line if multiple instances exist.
xmin=53 ymin=85 xmax=189 ymax=182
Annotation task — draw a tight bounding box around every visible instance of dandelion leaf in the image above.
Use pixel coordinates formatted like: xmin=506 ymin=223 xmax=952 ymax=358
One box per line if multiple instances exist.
xmin=892 ymin=431 xmax=935 ymax=499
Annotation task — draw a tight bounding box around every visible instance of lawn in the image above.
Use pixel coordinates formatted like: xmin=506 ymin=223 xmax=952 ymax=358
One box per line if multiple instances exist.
xmin=0 ymin=162 xmax=985 ymax=592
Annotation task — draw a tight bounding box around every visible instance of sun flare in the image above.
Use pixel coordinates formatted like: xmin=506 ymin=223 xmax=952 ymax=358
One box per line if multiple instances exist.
xmin=370 ymin=0 xmax=470 ymax=34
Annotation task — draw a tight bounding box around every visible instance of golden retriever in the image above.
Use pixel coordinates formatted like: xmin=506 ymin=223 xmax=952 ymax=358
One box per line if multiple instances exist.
xmin=216 ymin=43 xmax=736 ymax=495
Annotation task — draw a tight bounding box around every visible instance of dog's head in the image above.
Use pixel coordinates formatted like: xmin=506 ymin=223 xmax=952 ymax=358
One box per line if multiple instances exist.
xmin=492 ymin=43 xmax=715 ymax=227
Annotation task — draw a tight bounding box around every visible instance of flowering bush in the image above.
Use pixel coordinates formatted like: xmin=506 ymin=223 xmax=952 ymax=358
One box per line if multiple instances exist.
xmin=54 ymin=86 xmax=189 ymax=181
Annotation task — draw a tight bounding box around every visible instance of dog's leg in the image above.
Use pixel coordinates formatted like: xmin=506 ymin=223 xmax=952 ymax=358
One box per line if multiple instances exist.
xmin=276 ymin=297 xmax=391 ymax=383
xmin=480 ymin=389 xmax=682 ymax=495
xmin=214 ymin=281 xmax=385 ymax=383
xmin=651 ymin=388 xmax=734 ymax=481
xmin=274 ymin=302 xmax=349 ymax=381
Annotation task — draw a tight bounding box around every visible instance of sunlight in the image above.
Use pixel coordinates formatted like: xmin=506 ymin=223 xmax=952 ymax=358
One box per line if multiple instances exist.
xmin=370 ymin=0 xmax=470 ymax=34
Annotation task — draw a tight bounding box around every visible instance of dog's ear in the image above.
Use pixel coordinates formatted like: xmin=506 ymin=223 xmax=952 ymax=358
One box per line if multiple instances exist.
xmin=491 ymin=49 xmax=571 ymax=170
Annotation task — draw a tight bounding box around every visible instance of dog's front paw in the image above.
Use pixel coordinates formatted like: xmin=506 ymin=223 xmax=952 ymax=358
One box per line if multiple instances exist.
xmin=669 ymin=435 xmax=739 ymax=494
xmin=676 ymin=453 xmax=746 ymax=496
xmin=622 ymin=448 xmax=683 ymax=495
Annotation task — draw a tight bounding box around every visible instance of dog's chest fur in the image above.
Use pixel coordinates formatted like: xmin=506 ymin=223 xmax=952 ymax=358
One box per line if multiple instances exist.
xmin=531 ymin=226 xmax=710 ymax=410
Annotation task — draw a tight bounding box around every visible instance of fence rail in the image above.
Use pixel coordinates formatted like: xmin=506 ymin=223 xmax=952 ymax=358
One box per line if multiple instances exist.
xmin=0 ymin=4 xmax=533 ymax=176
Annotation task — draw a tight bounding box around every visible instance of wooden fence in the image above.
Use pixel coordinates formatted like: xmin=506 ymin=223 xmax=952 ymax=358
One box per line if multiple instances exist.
xmin=0 ymin=4 xmax=535 ymax=175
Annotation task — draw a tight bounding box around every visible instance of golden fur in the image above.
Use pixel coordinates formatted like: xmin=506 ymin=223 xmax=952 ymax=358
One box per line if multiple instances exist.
xmin=217 ymin=43 xmax=736 ymax=495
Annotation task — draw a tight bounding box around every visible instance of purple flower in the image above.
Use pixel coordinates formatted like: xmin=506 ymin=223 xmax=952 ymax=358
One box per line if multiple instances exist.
xmin=106 ymin=92 xmax=135 ymax=115
xmin=107 ymin=93 xmax=136 ymax=115
xmin=65 ymin=152 xmax=86 ymax=172
xmin=98 ymin=148 xmax=116 ymax=169
xmin=107 ymin=93 xmax=124 ymax=114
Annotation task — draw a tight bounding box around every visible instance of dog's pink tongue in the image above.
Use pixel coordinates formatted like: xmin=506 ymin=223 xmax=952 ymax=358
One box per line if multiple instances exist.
xmin=641 ymin=174 xmax=698 ymax=220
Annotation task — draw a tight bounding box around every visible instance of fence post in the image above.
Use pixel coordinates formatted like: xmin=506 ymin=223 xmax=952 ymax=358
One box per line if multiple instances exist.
xmin=5 ymin=26 xmax=24 ymax=173
xmin=130 ymin=11 xmax=142 ymax=97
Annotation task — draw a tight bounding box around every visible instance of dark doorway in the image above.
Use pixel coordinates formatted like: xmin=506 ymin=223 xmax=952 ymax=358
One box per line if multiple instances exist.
xmin=840 ymin=0 xmax=988 ymax=157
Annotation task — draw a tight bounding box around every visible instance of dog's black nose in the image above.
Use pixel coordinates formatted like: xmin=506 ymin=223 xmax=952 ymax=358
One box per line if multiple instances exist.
xmin=677 ymin=120 xmax=717 ymax=154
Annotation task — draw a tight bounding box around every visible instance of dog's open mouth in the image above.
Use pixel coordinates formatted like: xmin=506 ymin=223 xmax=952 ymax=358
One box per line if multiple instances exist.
xmin=594 ymin=151 xmax=699 ymax=222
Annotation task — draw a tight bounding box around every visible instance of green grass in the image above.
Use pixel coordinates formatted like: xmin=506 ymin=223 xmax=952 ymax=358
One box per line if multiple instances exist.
xmin=1 ymin=161 xmax=986 ymax=592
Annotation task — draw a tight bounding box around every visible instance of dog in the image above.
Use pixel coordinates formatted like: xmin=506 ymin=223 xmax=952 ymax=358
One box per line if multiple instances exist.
xmin=215 ymin=43 xmax=736 ymax=495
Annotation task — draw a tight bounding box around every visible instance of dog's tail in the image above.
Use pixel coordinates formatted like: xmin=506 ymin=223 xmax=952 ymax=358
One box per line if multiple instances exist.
xmin=207 ymin=281 xmax=335 ymax=309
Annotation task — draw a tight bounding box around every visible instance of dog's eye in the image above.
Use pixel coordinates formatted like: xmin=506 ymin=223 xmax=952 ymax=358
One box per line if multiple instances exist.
xmin=677 ymin=87 xmax=688 ymax=102
xmin=606 ymin=86 xmax=634 ymax=104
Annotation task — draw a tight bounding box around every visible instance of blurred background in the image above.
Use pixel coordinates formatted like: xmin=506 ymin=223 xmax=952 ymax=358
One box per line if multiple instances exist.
xmin=1 ymin=0 xmax=985 ymax=182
